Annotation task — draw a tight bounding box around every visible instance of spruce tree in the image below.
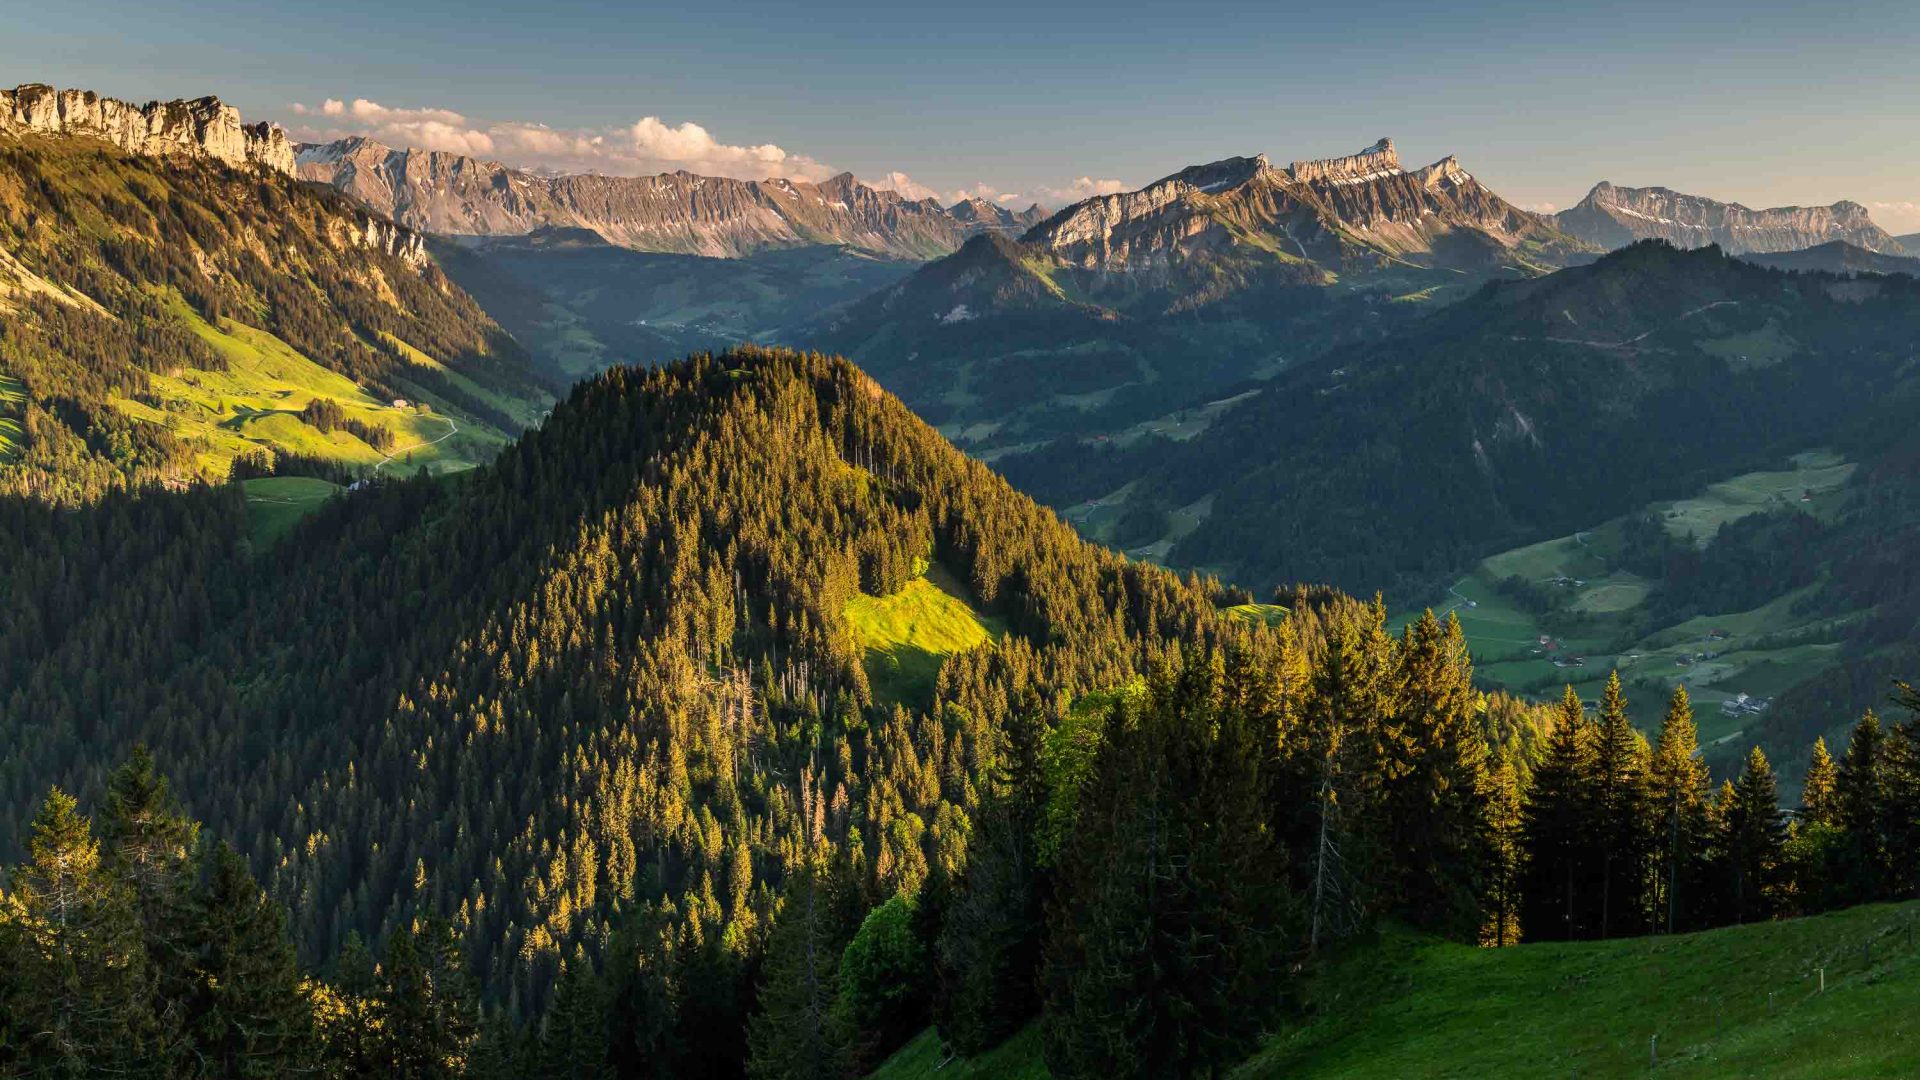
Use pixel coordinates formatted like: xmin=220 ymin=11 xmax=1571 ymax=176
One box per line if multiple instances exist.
xmin=1042 ymin=651 xmax=1290 ymax=1080
xmin=183 ymin=841 xmax=317 ymax=1077
xmin=1592 ymin=672 xmax=1651 ymax=938
xmin=381 ymin=916 xmax=481 ymax=1079
xmin=1383 ymin=611 xmax=1490 ymax=939
xmin=745 ymin=863 xmax=853 ymax=1080
xmin=1721 ymin=748 xmax=1786 ymax=923
xmin=1519 ymin=687 xmax=1596 ymax=940
xmin=0 ymin=789 xmax=151 ymax=1076
xmin=1481 ymin=761 xmax=1525 ymax=947
xmin=1801 ymin=737 xmax=1840 ymax=827
xmin=1647 ymin=687 xmax=1711 ymax=933
xmin=1834 ymin=711 xmax=1894 ymax=903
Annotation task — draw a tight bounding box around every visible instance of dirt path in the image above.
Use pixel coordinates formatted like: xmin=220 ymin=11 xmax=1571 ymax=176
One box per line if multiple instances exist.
xmin=1515 ymin=300 xmax=1740 ymax=350
xmin=375 ymin=414 xmax=458 ymax=474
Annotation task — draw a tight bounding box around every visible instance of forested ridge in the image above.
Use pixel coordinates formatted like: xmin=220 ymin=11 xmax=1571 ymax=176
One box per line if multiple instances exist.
xmin=0 ymin=132 xmax=547 ymax=501
xmin=3 ymin=347 xmax=1920 ymax=1079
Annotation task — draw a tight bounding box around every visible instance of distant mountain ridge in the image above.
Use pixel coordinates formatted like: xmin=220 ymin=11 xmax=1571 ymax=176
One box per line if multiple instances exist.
xmin=1739 ymin=240 xmax=1920 ymax=278
xmin=1020 ymin=137 xmax=1589 ymax=285
xmin=1556 ymin=182 xmax=1901 ymax=255
xmin=297 ymin=136 xmax=1042 ymax=260
xmin=1 ymin=83 xmax=294 ymax=174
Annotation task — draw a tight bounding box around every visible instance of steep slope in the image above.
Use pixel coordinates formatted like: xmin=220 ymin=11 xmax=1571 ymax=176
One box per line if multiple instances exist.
xmin=811 ymin=139 xmax=1590 ymax=452
xmin=1742 ymin=240 xmax=1920 ymax=277
xmin=299 ymin=135 xmax=979 ymax=259
xmin=0 ymin=346 xmax=1246 ymax=1024
xmin=0 ymin=117 xmax=549 ymax=500
xmin=1557 ymin=182 xmax=1901 ymax=255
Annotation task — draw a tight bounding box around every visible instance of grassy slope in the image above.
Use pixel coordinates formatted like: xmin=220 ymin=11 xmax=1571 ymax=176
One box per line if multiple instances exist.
xmin=241 ymin=476 xmax=341 ymax=546
xmin=112 ymin=297 xmax=508 ymax=478
xmin=845 ymin=562 xmax=1006 ymax=705
xmin=871 ymin=901 xmax=1920 ymax=1080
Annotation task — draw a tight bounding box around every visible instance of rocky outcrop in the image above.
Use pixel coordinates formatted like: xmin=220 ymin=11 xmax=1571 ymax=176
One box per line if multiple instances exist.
xmin=0 ymin=84 xmax=293 ymax=175
xmin=297 ymin=136 xmax=1015 ymax=260
xmin=1019 ymin=137 xmax=1588 ymax=285
xmin=1556 ymin=183 xmax=1901 ymax=255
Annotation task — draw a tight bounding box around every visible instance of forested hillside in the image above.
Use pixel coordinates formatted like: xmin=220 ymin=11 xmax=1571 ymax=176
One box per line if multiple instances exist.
xmin=0 ymin=347 xmax=1247 ymax=1057
xmin=4 ymin=347 xmax=1919 ymax=1080
xmin=0 ymin=131 xmax=549 ymax=501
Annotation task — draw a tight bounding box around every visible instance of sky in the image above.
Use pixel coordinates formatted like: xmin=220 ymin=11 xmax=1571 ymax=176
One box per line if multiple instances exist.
xmin=4 ymin=0 xmax=1920 ymax=229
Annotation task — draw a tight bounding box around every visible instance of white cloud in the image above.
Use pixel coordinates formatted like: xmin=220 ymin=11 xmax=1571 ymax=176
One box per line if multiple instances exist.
xmin=866 ymin=171 xmax=942 ymax=202
xmin=1870 ymin=201 xmax=1920 ymax=233
xmin=286 ymin=93 xmax=834 ymax=181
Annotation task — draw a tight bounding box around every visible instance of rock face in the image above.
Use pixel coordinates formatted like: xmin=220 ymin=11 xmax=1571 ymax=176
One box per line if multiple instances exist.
xmin=1019 ymin=137 xmax=1586 ymax=284
xmin=298 ymin=136 xmax=1018 ymax=260
xmin=0 ymin=84 xmax=293 ymax=175
xmin=1556 ymin=182 xmax=1901 ymax=255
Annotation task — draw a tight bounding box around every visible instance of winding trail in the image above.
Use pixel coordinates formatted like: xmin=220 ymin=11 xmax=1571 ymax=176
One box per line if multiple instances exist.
xmin=375 ymin=413 xmax=458 ymax=474
xmin=1514 ymin=300 xmax=1740 ymax=350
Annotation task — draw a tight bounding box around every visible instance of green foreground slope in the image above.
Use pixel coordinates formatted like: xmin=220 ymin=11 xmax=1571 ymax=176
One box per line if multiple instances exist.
xmin=875 ymin=900 xmax=1920 ymax=1080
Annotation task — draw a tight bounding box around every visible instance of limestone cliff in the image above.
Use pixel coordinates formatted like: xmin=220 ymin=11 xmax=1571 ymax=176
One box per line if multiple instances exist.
xmin=0 ymin=84 xmax=293 ymax=175
xmin=1555 ymin=182 xmax=1900 ymax=255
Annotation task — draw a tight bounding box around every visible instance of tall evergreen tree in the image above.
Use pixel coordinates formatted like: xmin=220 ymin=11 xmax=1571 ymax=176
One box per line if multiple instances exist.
xmin=381 ymin=916 xmax=482 ymax=1079
xmin=181 ymin=841 xmax=317 ymax=1077
xmin=1833 ymin=711 xmax=1894 ymax=903
xmin=1519 ymin=687 xmax=1596 ymax=941
xmin=1720 ymin=749 xmax=1787 ymax=924
xmin=1801 ymin=737 xmax=1840 ymax=828
xmin=745 ymin=863 xmax=853 ymax=1080
xmin=0 ymin=789 xmax=151 ymax=1076
xmin=1382 ymin=611 xmax=1490 ymax=939
xmin=1647 ymin=687 xmax=1712 ymax=934
xmin=1042 ymin=651 xmax=1291 ymax=1080
xmin=1591 ymin=672 xmax=1651 ymax=938
xmin=1480 ymin=761 xmax=1525 ymax=947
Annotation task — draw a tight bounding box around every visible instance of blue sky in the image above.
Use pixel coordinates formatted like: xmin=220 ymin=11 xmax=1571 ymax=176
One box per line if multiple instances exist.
xmin=5 ymin=0 xmax=1920 ymax=227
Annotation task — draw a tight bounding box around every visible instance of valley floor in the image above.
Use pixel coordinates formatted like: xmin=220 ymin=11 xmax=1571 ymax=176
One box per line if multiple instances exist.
xmin=872 ymin=899 xmax=1920 ymax=1080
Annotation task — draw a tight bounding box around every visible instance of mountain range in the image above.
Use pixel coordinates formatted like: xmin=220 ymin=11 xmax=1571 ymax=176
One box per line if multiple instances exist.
xmin=1555 ymin=181 xmax=1905 ymax=255
xmin=297 ymin=135 xmax=1045 ymax=259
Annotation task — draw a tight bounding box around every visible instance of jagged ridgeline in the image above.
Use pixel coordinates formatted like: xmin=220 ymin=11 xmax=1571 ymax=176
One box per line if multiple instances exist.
xmin=0 ymin=347 xmax=1246 ymax=1010
xmin=0 ymin=92 xmax=551 ymax=501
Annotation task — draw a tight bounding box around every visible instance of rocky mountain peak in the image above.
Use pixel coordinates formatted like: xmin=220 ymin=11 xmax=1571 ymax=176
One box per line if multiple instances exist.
xmin=1286 ymin=138 xmax=1401 ymax=185
xmin=0 ymin=83 xmax=293 ymax=175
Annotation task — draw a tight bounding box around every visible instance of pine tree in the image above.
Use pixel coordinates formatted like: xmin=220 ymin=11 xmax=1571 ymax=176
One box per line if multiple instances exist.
xmin=1721 ymin=748 xmax=1786 ymax=923
xmin=1519 ymin=687 xmax=1596 ymax=941
xmin=1591 ymin=672 xmax=1651 ymax=938
xmin=745 ymin=863 xmax=853 ymax=1080
xmin=535 ymin=952 xmax=611 ymax=1080
xmin=1647 ymin=686 xmax=1711 ymax=933
xmin=99 ymin=746 xmax=200 ymax=1069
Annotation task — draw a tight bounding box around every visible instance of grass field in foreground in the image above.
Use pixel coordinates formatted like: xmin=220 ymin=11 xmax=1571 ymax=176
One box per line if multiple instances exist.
xmin=242 ymin=476 xmax=340 ymax=546
xmin=871 ymin=900 xmax=1920 ymax=1080
xmin=845 ymin=563 xmax=1006 ymax=705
